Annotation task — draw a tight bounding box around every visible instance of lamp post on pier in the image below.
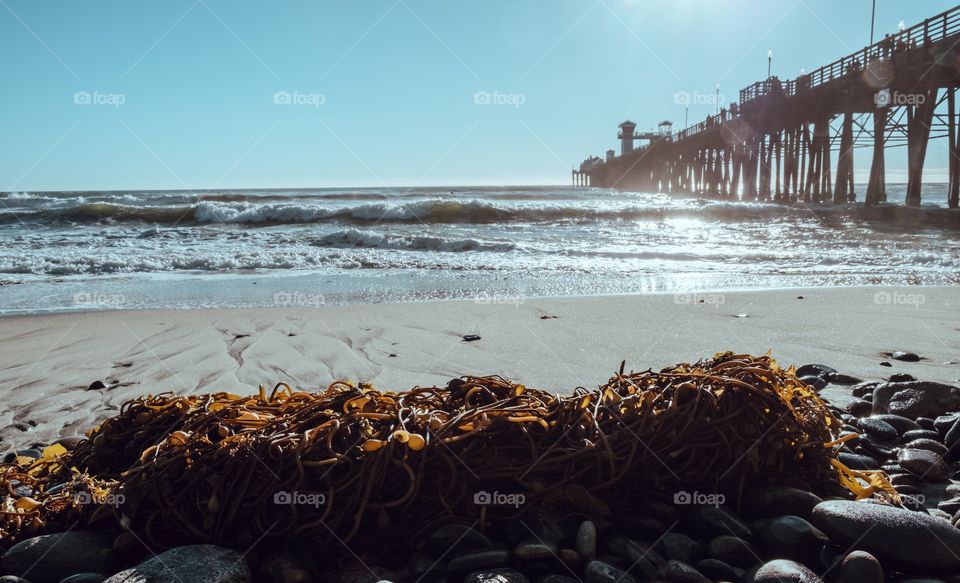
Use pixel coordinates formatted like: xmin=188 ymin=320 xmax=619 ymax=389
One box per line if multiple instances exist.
xmin=870 ymin=0 xmax=876 ymax=45
xmin=768 ymin=49 xmax=773 ymax=77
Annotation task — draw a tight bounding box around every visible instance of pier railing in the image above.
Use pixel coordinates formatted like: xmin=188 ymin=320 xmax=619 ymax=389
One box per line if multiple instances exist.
xmin=662 ymin=4 xmax=960 ymax=146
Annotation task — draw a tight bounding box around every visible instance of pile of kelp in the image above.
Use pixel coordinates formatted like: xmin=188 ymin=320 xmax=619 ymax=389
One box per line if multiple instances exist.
xmin=0 ymin=352 xmax=894 ymax=551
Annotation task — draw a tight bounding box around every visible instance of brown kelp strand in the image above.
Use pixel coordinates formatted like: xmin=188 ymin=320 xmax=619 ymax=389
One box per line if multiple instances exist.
xmin=0 ymin=352 xmax=895 ymax=550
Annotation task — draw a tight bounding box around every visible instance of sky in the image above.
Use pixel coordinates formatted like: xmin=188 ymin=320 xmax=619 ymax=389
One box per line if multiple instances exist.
xmin=1 ymin=0 xmax=957 ymax=191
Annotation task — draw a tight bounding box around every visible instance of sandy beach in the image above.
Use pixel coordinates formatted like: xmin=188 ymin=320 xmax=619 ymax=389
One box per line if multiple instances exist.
xmin=0 ymin=285 xmax=956 ymax=450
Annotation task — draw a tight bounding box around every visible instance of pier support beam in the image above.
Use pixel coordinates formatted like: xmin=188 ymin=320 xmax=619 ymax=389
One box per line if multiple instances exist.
xmin=950 ymin=88 xmax=960 ymax=208
xmin=865 ymin=109 xmax=887 ymax=206
xmin=906 ymin=88 xmax=936 ymax=206
xmin=834 ymin=112 xmax=855 ymax=204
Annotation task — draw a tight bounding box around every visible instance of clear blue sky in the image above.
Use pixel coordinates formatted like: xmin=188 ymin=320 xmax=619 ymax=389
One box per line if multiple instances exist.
xmin=1 ymin=0 xmax=955 ymax=191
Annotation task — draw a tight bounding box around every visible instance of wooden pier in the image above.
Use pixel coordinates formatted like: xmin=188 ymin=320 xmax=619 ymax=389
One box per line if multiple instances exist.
xmin=581 ymin=5 xmax=960 ymax=208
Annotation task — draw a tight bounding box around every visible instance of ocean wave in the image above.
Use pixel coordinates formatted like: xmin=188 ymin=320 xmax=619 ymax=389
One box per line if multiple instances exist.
xmin=310 ymin=228 xmax=516 ymax=252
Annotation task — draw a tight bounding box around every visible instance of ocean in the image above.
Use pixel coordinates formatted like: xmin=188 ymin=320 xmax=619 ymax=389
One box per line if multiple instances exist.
xmin=0 ymin=184 xmax=957 ymax=314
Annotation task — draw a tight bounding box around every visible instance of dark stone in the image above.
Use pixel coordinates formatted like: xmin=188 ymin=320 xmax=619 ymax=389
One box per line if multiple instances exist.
xmin=934 ymin=414 xmax=960 ymax=435
xmin=885 ymin=382 xmax=960 ymax=419
xmin=462 ymin=334 xmax=482 ymax=342
xmin=757 ymin=515 xmax=830 ymax=568
xmin=898 ymin=448 xmax=949 ymax=481
xmin=742 ymin=485 xmax=822 ymax=520
xmin=858 ymin=439 xmax=895 ymax=461
xmin=447 ymin=550 xmax=511 ymax=572
xmin=686 ymin=505 xmax=751 ymax=538
xmin=857 ymin=418 xmax=898 ymax=442
xmin=662 ymin=560 xmax=710 ymax=583
xmin=851 ymin=382 xmax=879 ymax=398
xmin=463 ymin=569 xmax=529 ymax=583
xmin=583 ymin=560 xmax=636 ymax=583
xmin=1 ymin=531 xmax=116 ymax=583
xmin=827 ymin=373 xmax=862 ymax=385
xmin=838 ymin=452 xmax=878 ymax=470
xmin=905 ymin=438 xmax=948 ymax=456
xmin=60 ymin=576 xmax=106 ymax=583
xmin=752 ymin=559 xmax=824 ymax=583
xmin=87 ymin=380 xmax=107 ymax=390
xmin=811 ymin=500 xmax=960 ymax=573
xmin=611 ymin=515 xmax=664 ymax=539
xmin=889 ymin=373 xmax=916 ymax=382
xmin=870 ymin=414 xmax=920 ymax=435
xmin=916 ymin=417 xmax=936 ymax=429
xmin=890 ymin=473 xmax=921 ymax=488
xmin=707 ymin=535 xmax=758 ymax=568
xmin=258 ymin=550 xmax=311 ymax=583
xmin=879 ymin=361 xmax=892 ymax=367
xmin=799 ymin=376 xmax=827 ymax=390
xmin=938 ymin=497 xmax=960 ymax=516
xmin=891 ymin=351 xmax=921 ymax=362
xmin=624 ymin=539 xmax=665 ymax=571
xmin=428 ymin=524 xmax=492 ymax=555
xmin=514 ymin=541 xmax=557 ymax=561
xmin=944 ymin=417 xmax=960 ymax=460
xmin=796 ymin=364 xmax=836 ymax=379
xmin=103 ymin=545 xmax=251 ymax=583
xmin=837 ymin=550 xmax=883 ymax=583
xmin=694 ymin=558 xmax=742 ymax=582
xmin=659 ymin=533 xmax=704 ymax=564
xmin=538 ymin=577 xmax=577 ymax=583
xmin=574 ymin=520 xmax=596 ymax=563
xmin=901 ymin=429 xmax=941 ymax=442
xmin=845 ymin=399 xmax=872 ymax=418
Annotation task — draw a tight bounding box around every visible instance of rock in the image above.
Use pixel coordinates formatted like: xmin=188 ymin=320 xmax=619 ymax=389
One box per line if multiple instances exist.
xmin=944 ymin=417 xmax=960 ymax=460
xmin=687 ymin=505 xmax=751 ymax=538
xmin=851 ymin=382 xmax=879 ymax=398
xmin=796 ymin=364 xmax=836 ymax=379
xmin=575 ymin=521 xmax=596 ymax=563
xmin=464 ymin=569 xmax=529 ymax=583
xmin=259 ymin=551 xmax=312 ymax=583
xmin=752 ymin=559 xmax=823 ymax=583
xmin=901 ymin=429 xmax=941 ymax=442
xmin=857 ymin=439 xmax=895 ymax=461
xmin=879 ymin=361 xmax=892 ymax=367
xmin=707 ymin=535 xmax=758 ymax=568
xmin=447 ymin=550 xmax=511 ymax=572
xmin=539 ymin=577 xmax=578 ymax=583
xmin=889 ymin=373 xmax=916 ymax=382
xmin=428 ymin=524 xmax=492 ymax=554
xmin=891 ymin=351 xmax=921 ymax=362
xmin=87 ymin=380 xmax=107 ymax=390
xmin=624 ymin=539 xmax=665 ymax=573
xmin=838 ymin=452 xmax=878 ymax=470
xmin=857 ymin=418 xmax=898 ymax=442
xmin=758 ymin=515 xmax=830 ymax=568
xmin=811 ymin=500 xmax=960 ymax=573
xmin=662 ymin=560 xmax=710 ymax=583
xmin=462 ymin=334 xmax=482 ymax=342
xmin=905 ymin=438 xmax=948 ymax=456
xmin=799 ymin=376 xmax=827 ymax=390
xmin=935 ymin=414 xmax=960 ymax=435
xmin=917 ymin=416 xmax=936 ymax=429
xmin=60 ymin=576 xmax=106 ymax=583
xmin=898 ymin=448 xmax=949 ymax=481
xmin=56 ymin=435 xmax=86 ymax=450
xmin=938 ymin=497 xmax=960 ymax=515
xmin=838 ymin=551 xmax=883 ymax=583
xmin=659 ymin=533 xmax=704 ymax=564
xmin=515 ymin=541 xmax=557 ymax=561
xmin=845 ymin=399 xmax=872 ymax=418
xmin=870 ymin=414 xmax=920 ymax=435
xmin=557 ymin=548 xmax=581 ymax=571
xmin=1 ymin=531 xmax=115 ymax=583
xmin=827 ymin=373 xmax=863 ymax=385
xmin=695 ymin=558 xmax=742 ymax=582
xmin=104 ymin=545 xmax=250 ymax=583
xmin=885 ymin=382 xmax=960 ymax=419
xmin=0 ymin=577 xmax=33 ymax=583
xmin=743 ymin=485 xmax=823 ymax=520
xmin=583 ymin=560 xmax=636 ymax=583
